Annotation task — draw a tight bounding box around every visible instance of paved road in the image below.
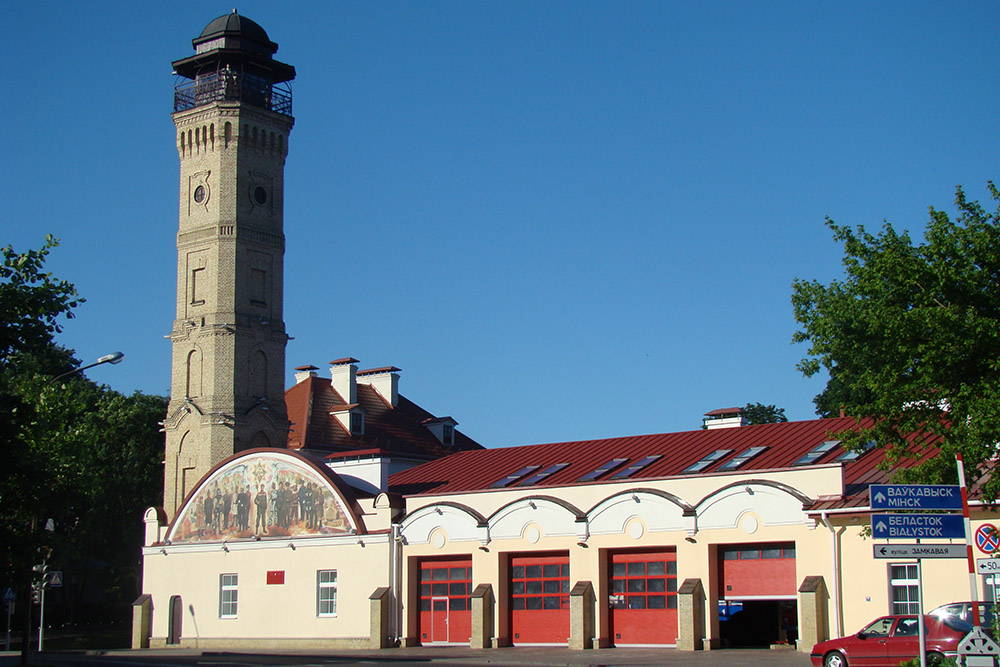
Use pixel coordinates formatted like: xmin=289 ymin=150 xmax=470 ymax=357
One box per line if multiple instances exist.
xmin=1 ymin=647 xmax=814 ymax=667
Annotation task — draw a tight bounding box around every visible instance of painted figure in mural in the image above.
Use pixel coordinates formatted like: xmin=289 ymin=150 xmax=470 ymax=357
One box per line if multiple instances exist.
xmin=221 ymin=485 xmax=232 ymax=530
xmin=203 ymin=488 xmax=215 ymax=536
xmin=254 ymin=484 xmax=268 ymax=534
xmin=314 ymin=482 xmax=325 ymax=526
xmin=268 ymin=481 xmax=278 ymax=527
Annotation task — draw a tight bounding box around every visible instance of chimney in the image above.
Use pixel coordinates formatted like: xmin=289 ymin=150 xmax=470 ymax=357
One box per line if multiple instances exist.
xmin=293 ymin=364 xmax=319 ymax=384
xmin=702 ymin=407 xmax=748 ymax=430
xmin=330 ymin=358 xmax=359 ymax=403
xmin=357 ymin=366 xmax=401 ymax=408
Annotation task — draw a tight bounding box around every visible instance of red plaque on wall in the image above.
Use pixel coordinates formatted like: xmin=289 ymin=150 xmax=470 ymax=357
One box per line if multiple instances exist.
xmin=266 ymin=570 xmax=285 ymax=585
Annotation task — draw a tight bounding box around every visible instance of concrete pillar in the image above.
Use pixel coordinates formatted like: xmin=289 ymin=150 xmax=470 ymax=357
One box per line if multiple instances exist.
xmin=797 ymin=575 xmax=829 ymax=653
xmin=676 ymin=578 xmax=705 ymax=650
xmin=369 ymin=586 xmax=392 ymax=648
xmin=131 ymin=594 xmax=152 ymax=649
xmin=470 ymin=583 xmax=494 ymax=649
xmin=569 ymin=580 xmax=595 ymax=650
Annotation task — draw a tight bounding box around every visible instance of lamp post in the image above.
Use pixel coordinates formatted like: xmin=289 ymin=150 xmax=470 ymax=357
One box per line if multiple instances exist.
xmin=20 ymin=352 xmax=124 ymax=664
xmin=50 ymin=351 xmax=124 ymax=384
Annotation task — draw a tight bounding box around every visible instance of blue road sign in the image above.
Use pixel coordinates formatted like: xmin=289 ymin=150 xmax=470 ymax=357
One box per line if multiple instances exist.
xmin=872 ymin=513 xmax=966 ymax=539
xmin=870 ymin=484 xmax=962 ymax=511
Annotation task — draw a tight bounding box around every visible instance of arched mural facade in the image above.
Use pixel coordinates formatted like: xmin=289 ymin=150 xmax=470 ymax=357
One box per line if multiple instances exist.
xmin=167 ymin=450 xmax=360 ymax=543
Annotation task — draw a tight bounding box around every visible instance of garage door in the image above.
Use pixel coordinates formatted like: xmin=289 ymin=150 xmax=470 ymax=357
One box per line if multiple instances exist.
xmin=609 ymin=550 xmax=678 ymax=646
xmin=719 ymin=542 xmax=796 ymax=598
xmin=510 ymin=553 xmax=570 ymax=645
xmin=418 ymin=558 xmax=472 ymax=645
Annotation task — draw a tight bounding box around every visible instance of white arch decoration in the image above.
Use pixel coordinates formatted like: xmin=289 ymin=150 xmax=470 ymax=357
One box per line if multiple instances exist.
xmin=400 ymin=503 xmax=483 ymax=545
xmin=588 ymin=490 xmax=688 ymax=536
xmin=488 ymin=497 xmax=581 ymax=541
xmin=696 ymin=481 xmax=811 ymax=530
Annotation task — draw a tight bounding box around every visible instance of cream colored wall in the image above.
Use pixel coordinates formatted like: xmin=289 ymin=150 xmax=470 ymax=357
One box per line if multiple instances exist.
xmin=831 ymin=512 xmax=1000 ymax=637
xmin=398 ymin=465 xmax=846 ymax=648
xmin=142 ymin=534 xmax=389 ymax=645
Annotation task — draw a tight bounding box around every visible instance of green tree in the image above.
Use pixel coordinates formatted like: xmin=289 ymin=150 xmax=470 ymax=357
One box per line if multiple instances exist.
xmin=792 ymin=182 xmax=1000 ymax=497
xmin=741 ymin=402 xmax=788 ymax=425
xmin=1 ymin=238 xmax=166 ymax=625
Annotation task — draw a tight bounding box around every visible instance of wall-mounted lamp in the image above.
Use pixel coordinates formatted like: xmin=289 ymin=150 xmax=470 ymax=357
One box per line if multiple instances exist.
xmin=684 ymin=536 xmax=697 ymax=544
xmin=577 ymin=541 xmax=589 ymax=548
xmin=160 ymin=547 xmax=168 ymax=555
xmin=357 ymin=539 xmax=365 ymax=547
xmin=632 ymin=494 xmax=640 ymax=503
xmin=222 ymin=543 xmax=229 ymax=552
xmin=288 ymin=542 xmax=296 ymax=550
xmin=478 ymin=546 xmax=489 ymax=552
xmin=528 ymin=501 xmax=537 ymax=510
xmin=745 ymin=486 xmax=754 ymax=495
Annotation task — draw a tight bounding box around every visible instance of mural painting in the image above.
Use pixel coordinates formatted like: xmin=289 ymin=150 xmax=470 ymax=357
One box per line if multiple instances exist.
xmin=170 ymin=453 xmax=353 ymax=543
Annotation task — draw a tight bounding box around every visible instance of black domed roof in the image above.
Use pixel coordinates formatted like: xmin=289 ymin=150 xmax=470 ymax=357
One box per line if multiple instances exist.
xmin=199 ymin=11 xmax=271 ymax=43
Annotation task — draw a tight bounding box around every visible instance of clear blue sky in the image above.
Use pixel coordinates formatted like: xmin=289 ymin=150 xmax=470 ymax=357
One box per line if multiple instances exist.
xmin=3 ymin=1 xmax=997 ymax=448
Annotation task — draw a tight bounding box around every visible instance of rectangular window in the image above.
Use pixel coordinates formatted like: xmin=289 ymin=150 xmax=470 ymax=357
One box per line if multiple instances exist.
xmin=489 ymin=465 xmax=541 ymax=489
xmin=219 ymin=573 xmax=238 ymax=618
xmin=682 ymin=450 xmax=732 ymax=474
xmin=609 ymin=455 xmax=662 ymax=479
xmin=889 ymin=564 xmax=920 ymax=614
xmin=717 ymin=446 xmax=768 ymax=472
xmin=518 ymin=463 xmax=570 ymax=486
xmin=317 ymin=570 xmax=337 ymax=616
xmin=578 ymin=458 xmax=629 ymax=482
xmin=792 ymin=440 xmax=840 ymax=466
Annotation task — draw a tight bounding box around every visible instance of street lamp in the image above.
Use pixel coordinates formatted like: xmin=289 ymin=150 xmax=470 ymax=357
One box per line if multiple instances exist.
xmin=20 ymin=352 xmax=124 ymax=663
xmin=50 ymin=351 xmax=124 ymax=384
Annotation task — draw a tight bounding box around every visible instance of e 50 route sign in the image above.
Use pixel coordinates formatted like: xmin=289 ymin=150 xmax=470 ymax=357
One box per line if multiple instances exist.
xmin=871 ymin=513 xmax=966 ymax=539
xmin=870 ymin=484 xmax=962 ymax=511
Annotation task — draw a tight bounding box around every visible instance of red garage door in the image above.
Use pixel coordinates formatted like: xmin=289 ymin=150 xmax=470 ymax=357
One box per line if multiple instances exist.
xmin=609 ymin=550 xmax=678 ymax=646
xmin=719 ymin=543 xmax=796 ymax=598
xmin=418 ymin=558 xmax=472 ymax=645
xmin=510 ymin=553 xmax=570 ymax=645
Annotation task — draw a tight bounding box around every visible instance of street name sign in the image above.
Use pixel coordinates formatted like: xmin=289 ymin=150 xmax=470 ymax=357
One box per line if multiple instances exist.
xmin=870 ymin=484 xmax=962 ymax=511
xmin=874 ymin=544 xmax=966 ymax=559
xmin=871 ymin=513 xmax=966 ymax=539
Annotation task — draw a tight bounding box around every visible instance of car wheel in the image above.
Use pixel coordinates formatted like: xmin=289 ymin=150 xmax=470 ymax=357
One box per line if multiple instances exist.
xmin=824 ymin=651 xmax=847 ymax=667
xmin=926 ymin=652 xmax=945 ymax=666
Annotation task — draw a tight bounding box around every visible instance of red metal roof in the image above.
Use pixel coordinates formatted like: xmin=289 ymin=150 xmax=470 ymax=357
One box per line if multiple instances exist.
xmin=387 ymin=416 xmax=944 ymax=506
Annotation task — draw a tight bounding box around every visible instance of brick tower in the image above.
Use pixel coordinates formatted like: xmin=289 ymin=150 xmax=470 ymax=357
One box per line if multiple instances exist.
xmin=162 ymin=12 xmax=295 ymax=516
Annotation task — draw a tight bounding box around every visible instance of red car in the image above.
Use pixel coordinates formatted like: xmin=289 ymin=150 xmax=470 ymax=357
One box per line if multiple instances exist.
xmin=810 ymin=614 xmax=970 ymax=667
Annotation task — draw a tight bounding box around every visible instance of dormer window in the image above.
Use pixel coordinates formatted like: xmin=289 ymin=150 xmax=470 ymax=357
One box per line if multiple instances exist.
xmin=350 ymin=411 xmax=364 ymax=435
xmin=443 ymin=423 xmax=453 ymax=446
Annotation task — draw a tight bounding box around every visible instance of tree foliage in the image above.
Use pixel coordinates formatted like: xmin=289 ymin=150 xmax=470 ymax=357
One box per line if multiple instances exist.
xmin=1 ymin=238 xmax=166 ymax=621
xmin=741 ymin=402 xmax=788 ymax=425
xmin=792 ymin=183 xmax=1000 ymax=497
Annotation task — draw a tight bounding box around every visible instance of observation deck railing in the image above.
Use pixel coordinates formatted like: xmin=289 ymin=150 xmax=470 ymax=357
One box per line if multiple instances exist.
xmin=174 ymin=71 xmax=292 ymax=116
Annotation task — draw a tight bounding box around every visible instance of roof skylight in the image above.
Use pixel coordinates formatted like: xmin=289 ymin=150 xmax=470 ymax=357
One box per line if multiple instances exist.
xmin=578 ymin=458 xmax=629 ymax=482
xmin=489 ymin=465 xmax=541 ymax=489
xmin=609 ymin=455 xmax=662 ymax=479
xmin=792 ymin=440 xmax=840 ymax=466
xmin=717 ymin=446 xmax=768 ymax=472
xmin=681 ymin=449 xmax=732 ymax=474
xmin=517 ymin=463 xmax=570 ymax=486
xmin=835 ymin=440 xmax=875 ymax=462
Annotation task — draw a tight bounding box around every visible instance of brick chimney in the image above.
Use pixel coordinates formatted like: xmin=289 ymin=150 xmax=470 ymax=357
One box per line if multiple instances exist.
xmin=330 ymin=358 xmax=359 ymax=403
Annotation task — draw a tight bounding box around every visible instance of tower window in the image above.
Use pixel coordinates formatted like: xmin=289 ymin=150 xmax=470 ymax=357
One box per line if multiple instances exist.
xmin=193 ymin=185 xmax=206 ymax=203
xmin=252 ymin=186 xmax=268 ymax=206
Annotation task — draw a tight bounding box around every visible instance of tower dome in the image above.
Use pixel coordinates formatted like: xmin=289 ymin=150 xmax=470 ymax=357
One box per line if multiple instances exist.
xmin=195 ymin=10 xmax=277 ymax=53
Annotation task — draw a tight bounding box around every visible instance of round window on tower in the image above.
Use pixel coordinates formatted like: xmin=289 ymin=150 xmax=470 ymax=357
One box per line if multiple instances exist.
xmin=193 ymin=185 xmax=206 ymax=203
xmin=252 ymin=186 xmax=268 ymax=206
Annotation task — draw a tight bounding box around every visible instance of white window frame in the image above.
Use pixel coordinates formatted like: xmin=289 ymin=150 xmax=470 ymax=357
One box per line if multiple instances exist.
xmin=220 ymin=573 xmax=238 ymax=618
xmin=888 ymin=563 xmax=919 ymax=614
xmin=317 ymin=569 xmax=338 ymax=617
